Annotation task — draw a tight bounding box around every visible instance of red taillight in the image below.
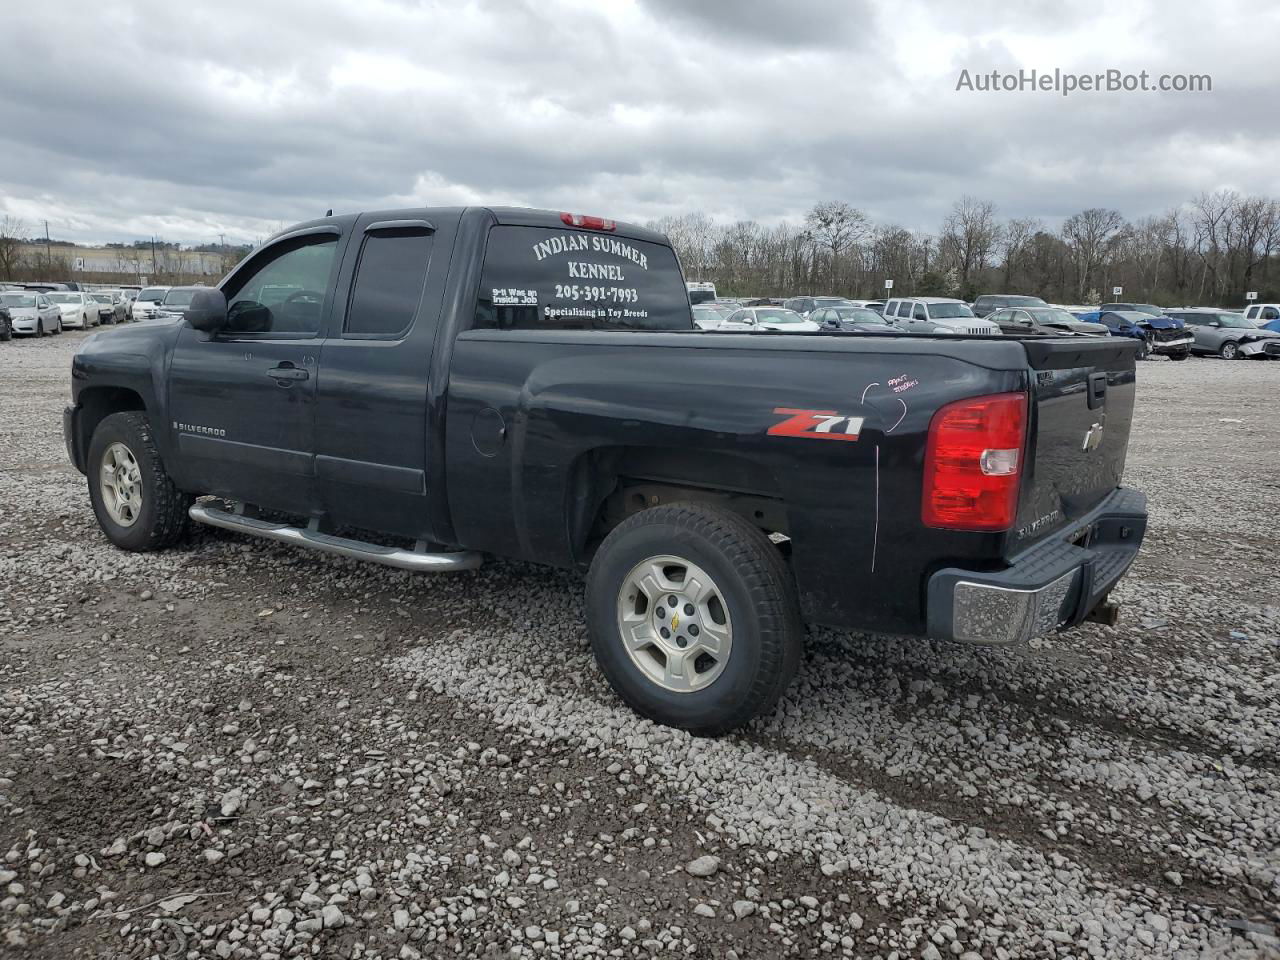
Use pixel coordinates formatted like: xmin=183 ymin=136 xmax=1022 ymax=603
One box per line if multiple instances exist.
xmin=560 ymin=212 xmax=616 ymax=231
xmin=922 ymin=392 xmax=1027 ymax=531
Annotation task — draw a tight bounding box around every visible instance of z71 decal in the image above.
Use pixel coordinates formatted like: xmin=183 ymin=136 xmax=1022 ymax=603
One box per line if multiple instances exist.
xmin=767 ymin=408 xmax=864 ymax=442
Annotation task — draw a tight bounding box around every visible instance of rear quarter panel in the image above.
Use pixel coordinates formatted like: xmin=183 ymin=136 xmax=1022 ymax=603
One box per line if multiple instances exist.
xmin=445 ymin=331 xmax=1029 ymax=634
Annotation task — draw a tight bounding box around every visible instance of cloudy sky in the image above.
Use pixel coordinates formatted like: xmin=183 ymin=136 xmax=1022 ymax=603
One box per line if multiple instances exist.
xmin=1 ymin=0 xmax=1277 ymax=245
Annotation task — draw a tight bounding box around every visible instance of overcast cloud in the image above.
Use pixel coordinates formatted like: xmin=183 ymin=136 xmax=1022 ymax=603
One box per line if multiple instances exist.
xmin=1 ymin=0 xmax=1277 ymax=245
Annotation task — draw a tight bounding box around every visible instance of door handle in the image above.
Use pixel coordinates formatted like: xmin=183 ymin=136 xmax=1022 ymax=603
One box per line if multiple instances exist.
xmin=267 ymin=363 xmax=309 ymax=384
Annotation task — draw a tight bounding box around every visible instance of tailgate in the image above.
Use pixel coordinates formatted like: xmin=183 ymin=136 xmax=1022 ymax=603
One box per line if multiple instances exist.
xmin=1011 ymin=339 xmax=1138 ymax=552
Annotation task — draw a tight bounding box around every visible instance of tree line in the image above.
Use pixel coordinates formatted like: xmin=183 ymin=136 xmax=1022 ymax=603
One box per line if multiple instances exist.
xmin=649 ymin=190 xmax=1280 ymax=306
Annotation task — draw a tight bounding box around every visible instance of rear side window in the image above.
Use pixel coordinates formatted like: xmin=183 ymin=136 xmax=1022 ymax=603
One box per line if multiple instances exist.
xmin=345 ymin=228 xmax=434 ymax=337
xmin=474 ymin=225 xmax=691 ymax=331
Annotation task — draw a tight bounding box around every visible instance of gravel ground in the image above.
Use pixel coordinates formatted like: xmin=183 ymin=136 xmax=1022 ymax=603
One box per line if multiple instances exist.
xmin=1 ymin=330 xmax=1277 ymax=959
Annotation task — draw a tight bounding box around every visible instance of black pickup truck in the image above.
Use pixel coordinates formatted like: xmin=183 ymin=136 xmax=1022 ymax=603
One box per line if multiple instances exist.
xmin=65 ymin=207 xmax=1147 ymax=734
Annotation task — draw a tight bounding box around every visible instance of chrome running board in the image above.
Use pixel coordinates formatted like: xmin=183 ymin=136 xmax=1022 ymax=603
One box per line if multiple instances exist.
xmin=188 ymin=504 xmax=483 ymax=573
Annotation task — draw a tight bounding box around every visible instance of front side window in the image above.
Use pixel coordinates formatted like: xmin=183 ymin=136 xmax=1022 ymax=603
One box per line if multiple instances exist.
xmin=473 ymin=225 xmax=689 ymax=331
xmin=345 ymin=229 xmax=434 ymax=337
xmin=913 ymin=303 xmax=928 ymax=321
xmin=223 ymin=236 xmax=338 ymax=335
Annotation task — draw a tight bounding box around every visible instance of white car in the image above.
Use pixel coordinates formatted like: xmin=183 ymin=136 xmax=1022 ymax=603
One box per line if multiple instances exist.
xmin=0 ymin=290 xmax=63 ymax=336
xmin=46 ymin=292 xmax=100 ymax=330
xmin=717 ymin=306 xmax=820 ymax=332
xmin=131 ymin=286 xmax=172 ymax=320
xmin=881 ymin=297 xmax=1001 ymax=335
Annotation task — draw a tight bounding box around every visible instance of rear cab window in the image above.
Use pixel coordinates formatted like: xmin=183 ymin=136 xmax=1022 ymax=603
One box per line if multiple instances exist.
xmin=474 ymin=225 xmax=691 ymax=331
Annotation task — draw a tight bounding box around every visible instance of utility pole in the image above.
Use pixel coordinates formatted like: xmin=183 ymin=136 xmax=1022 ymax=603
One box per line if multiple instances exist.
xmin=151 ymin=236 xmax=157 ymax=276
xmin=44 ymin=220 xmax=51 ymax=275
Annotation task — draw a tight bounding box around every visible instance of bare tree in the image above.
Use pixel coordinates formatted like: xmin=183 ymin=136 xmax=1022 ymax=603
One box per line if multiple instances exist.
xmin=939 ymin=197 xmax=1002 ymax=295
xmin=1061 ymin=208 xmax=1125 ymax=300
xmin=998 ymin=216 xmax=1039 ymax=290
xmin=0 ymin=216 xmax=27 ymax=280
xmin=804 ymin=201 xmax=869 ymax=289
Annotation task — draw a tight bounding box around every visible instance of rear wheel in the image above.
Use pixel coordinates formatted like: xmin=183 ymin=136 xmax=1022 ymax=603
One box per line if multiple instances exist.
xmin=87 ymin=412 xmax=191 ymax=551
xmin=1219 ymin=340 xmax=1240 ymax=360
xmin=53 ymin=317 xmax=62 ymax=334
xmin=586 ymin=503 xmax=802 ymax=735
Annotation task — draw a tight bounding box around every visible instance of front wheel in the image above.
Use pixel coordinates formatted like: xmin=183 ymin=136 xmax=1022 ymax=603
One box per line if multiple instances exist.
xmin=87 ymin=412 xmax=191 ymax=551
xmin=36 ymin=320 xmax=46 ymax=338
xmin=586 ymin=503 xmax=802 ymax=735
xmin=1168 ymin=350 xmax=1189 ymax=361
xmin=1135 ymin=338 xmax=1151 ymax=360
xmin=1219 ymin=340 xmax=1239 ymax=360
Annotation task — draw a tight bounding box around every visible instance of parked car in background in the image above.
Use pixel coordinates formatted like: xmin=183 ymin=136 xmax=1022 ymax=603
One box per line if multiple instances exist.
xmin=1165 ymin=307 xmax=1280 ymax=359
xmin=988 ymin=306 xmax=1110 ymax=337
xmin=1242 ymin=303 xmax=1280 ymax=332
xmin=686 ymin=281 xmax=717 ymax=305
xmin=0 ymin=290 xmax=63 ymax=336
xmin=157 ymin=286 xmax=206 ymax=320
xmin=692 ymin=303 xmax=737 ymax=330
xmin=718 ymin=306 xmax=820 ymax=332
xmin=131 ymin=286 xmax=171 ymax=320
xmin=782 ymin=296 xmax=853 ymax=317
xmin=1097 ymin=310 xmax=1192 ymax=360
xmin=810 ymin=305 xmax=900 ymax=333
xmin=47 ymin=291 xmax=99 ymax=330
xmin=1100 ymin=302 xmax=1166 ymax=317
xmin=100 ymin=290 xmax=130 ymax=323
xmin=882 ymin=297 xmax=1001 ymax=335
xmin=971 ymin=294 xmax=1049 ymax=317
xmin=89 ymin=292 xmax=118 ymax=325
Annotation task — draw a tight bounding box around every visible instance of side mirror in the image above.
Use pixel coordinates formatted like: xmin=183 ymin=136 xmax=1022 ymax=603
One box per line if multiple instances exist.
xmin=185 ymin=288 xmax=228 ymax=332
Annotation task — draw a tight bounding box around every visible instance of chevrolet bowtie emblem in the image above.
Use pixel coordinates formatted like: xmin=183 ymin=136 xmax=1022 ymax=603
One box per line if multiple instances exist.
xmin=671 ymin=613 xmax=680 ymax=630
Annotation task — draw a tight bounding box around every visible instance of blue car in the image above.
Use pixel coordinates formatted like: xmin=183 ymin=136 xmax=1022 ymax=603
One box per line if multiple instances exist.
xmin=1096 ymin=310 xmax=1193 ymax=360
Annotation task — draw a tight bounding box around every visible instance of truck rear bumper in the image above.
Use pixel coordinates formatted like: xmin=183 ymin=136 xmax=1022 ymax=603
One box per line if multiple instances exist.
xmin=926 ymin=487 xmax=1147 ymax=645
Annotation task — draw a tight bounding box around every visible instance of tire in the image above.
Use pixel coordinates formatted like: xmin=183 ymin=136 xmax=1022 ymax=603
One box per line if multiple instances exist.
xmin=586 ymin=502 xmax=802 ymax=735
xmin=36 ymin=320 xmax=45 ymax=338
xmin=1135 ymin=338 xmax=1150 ymax=360
xmin=87 ymin=411 xmax=191 ymax=551
xmin=1219 ymin=340 xmax=1239 ymax=360
xmin=1169 ymin=350 xmax=1189 ymax=361
xmin=54 ymin=317 xmax=62 ymax=334
xmin=0 ymin=319 xmax=10 ymax=342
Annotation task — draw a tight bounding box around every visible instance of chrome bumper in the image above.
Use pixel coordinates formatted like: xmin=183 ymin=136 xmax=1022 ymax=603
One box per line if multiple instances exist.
xmin=927 ymin=487 xmax=1147 ymax=645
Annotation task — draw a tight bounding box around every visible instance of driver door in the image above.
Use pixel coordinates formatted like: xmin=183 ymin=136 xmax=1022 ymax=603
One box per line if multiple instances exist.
xmin=166 ymin=226 xmax=347 ymax=515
